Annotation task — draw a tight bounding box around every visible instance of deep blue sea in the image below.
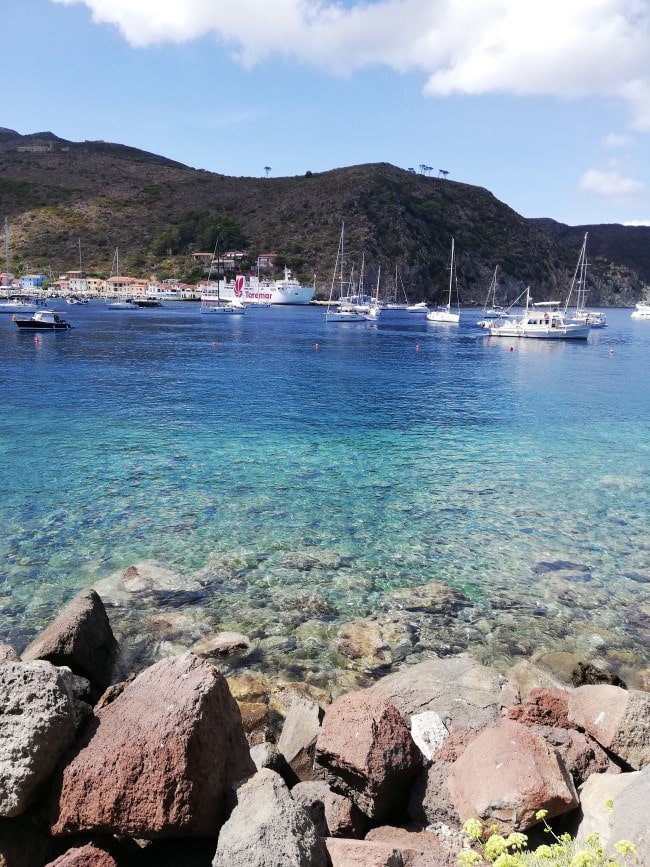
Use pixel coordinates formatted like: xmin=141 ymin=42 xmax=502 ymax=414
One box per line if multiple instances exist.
xmin=1 ymin=302 xmax=648 ymax=687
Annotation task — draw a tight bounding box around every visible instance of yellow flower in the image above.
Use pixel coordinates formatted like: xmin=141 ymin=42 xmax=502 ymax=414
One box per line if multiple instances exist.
xmin=457 ymin=849 xmax=483 ymax=866
xmin=569 ymin=852 xmax=596 ymax=867
xmin=492 ymin=855 xmax=525 ymax=867
xmin=614 ymin=840 xmax=637 ymax=857
xmin=505 ymin=832 xmax=528 ymax=852
xmin=535 ymin=809 xmax=549 ymax=821
xmin=484 ymin=835 xmax=508 ymax=862
xmin=535 ymin=844 xmax=554 ymax=859
xmin=605 ymin=798 xmax=614 ymax=813
xmin=462 ymin=819 xmax=484 ymax=840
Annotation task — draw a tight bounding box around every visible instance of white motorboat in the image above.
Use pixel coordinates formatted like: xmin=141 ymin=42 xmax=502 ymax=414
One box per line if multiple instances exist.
xmin=13 ymin=309 xmax=71 ymax=330
xmin=487 ymin=288 xmax=590 ymax=340
xmin=107 ymin=298 xmax=139 ymax=310
xmin=631 ymin=302 xmax=650 ymax=320
xmin=427 ymin=239 xmax=461 ymax=325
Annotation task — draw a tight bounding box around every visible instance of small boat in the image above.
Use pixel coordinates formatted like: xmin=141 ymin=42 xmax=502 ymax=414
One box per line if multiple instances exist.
xmin=564 ymin=233 xmax=607 ymax=328
xmin=13 ymin=309 xmax=72 ymax=330
xmin=0 ymin=294 xmax=40 ymax=314
xmin=487 ymin=288 xmax=590 ymax=340
xmin=477 ymin=266 xmax=507 ymax=328
xmin=427 ymin=239 xmax=461 ymax=325
xmin=631 ymin=302 xmax=650 ymax=320
xmin=106 ymin=297 xmax=139 ymax=310
xmin=325 ymin=224 xmax=368 ymax=323
xmin=366 ymin=267 xmax=426 ymax=321
xmin=131 ymin=297 xmax=163 ymax=308
xmin=199 ymin=240 xmax=246 ymax=315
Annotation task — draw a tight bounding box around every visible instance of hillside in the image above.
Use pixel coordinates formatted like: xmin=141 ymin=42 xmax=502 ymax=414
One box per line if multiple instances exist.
xmin=0 ymin=129 xmax=647 ymax=305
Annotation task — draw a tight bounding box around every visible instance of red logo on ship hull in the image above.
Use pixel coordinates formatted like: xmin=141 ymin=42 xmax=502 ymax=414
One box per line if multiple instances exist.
xmin=234 ymin=275 xmax=245 ymax=298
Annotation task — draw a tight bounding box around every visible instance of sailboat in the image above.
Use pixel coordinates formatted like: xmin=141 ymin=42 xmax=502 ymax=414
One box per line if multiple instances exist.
xmin=564 ymin=233 xmax=607 ymax=328
xmin=0 ymin=217 xmax=39 ymax=314
xmin=325 ymin=223 xmax=367 ymax=323
xmin=476 ymin=266 xmax=506 ymax=328
xmin=106 ymin=249 xmax=138 ymax=310
xmin=200 ymin=238 xmax=246 ymax=314
xmin=426 ymin=239 xmax=461 ymax=324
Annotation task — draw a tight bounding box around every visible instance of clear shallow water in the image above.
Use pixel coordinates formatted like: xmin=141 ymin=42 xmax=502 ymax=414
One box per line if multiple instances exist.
xmin=1 ymin=303 xmax=649 ymax=685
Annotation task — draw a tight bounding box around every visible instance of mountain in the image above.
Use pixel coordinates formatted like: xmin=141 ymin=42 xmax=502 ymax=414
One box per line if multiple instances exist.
xmin=0 ymin=128 xmax=647 ymax=305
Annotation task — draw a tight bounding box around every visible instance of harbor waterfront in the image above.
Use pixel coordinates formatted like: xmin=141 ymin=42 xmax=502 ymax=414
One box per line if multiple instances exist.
xmin=1 ymin=303 xmax=649 ymax=687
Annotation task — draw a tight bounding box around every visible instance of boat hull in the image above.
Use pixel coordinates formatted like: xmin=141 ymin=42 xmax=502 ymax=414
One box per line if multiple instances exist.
xmin=489 ymin=322 xmax=590 ymax=339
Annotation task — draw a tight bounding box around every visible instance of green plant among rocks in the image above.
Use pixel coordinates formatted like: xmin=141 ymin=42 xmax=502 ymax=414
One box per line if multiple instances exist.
xmin=457 ymin=811 xmax=639 ymax=867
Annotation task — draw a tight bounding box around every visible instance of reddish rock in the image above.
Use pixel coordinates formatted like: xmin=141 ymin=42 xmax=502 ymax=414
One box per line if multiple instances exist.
xmin=315 ymin=690 xmax=422 ymax=820
xmin=50 ymin=652 xmax=255 ymax=838
xmin=21 ymin=589 xmax=118 ymax=691
xmin=447 ymin=718 xmax=579 ymax=832
xmin=45 ymin=843 xmax=117 ymax=866
xmin=506 ymin=687 xmax=572 ymax=728
xmin=367 ymin=826 xmax=461 ymax=867
xmin=535 ymin=725 xmax=620 ymax=785
xmin=568 ymin=685 xmax=650 ymax=769
xmin=326 ymin=828 xmax=458 ymax=867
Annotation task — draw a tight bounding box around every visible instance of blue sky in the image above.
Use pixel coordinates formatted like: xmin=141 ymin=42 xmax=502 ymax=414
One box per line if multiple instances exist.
xmin=5 ymin=0 xmax=650 ymax=226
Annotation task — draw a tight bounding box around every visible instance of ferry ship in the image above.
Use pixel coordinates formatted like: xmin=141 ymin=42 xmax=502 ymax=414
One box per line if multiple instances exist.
xmin=201 ymin=268 xmax=314 ymax=306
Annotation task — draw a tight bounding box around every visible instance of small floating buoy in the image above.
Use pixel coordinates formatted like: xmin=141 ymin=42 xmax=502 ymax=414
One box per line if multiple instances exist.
xmin=509 ymin=345 xmax=514 ymax=352
xmin=34 ymin=336 xmax=40 ymax=343
xmin=609 ymin=348 xmax=614 ymax=357
xmin=212 ymin=341 xmax=217 ymax=349
xmin=415 ymin=344 xmax=420 ymax=351
xmin=315 ymin=343 xmax=319 ymax=351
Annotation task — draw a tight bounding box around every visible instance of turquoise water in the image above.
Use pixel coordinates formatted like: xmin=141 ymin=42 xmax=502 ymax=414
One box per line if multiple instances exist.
xmin=1 ymin=304 xmax=648 ymax=685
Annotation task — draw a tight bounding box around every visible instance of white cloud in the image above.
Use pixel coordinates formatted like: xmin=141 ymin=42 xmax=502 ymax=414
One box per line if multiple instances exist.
xmin=579 ymin=168 xmax=645 ymax=197
xmin=623 ymin=219 xmax=650 ymax=225
xmin=53 ymin=0 xmax=650 ymax=128
xmin=603 ymin=132 xmax=633 ymax=148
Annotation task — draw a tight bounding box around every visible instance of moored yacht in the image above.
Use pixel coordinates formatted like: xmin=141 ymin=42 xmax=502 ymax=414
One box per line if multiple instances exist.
xmin=487 ymin=289 xmax=590 ymax=340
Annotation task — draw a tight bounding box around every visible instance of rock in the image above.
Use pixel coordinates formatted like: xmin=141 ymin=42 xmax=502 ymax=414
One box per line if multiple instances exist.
xmin=277 ymin=697 xmax=324 ymax=781
xmin=250 ymin=742 xmax=301 ymax=789
xmin=51 ymin=652 xmax=255 ymax=838
xmin=21 ymin=589 xmax=118 ymax=693
xmin=505 ymin=687 xmax=572 ymax=728
xmin=568 ymin=684 xmax=650 ymax=769
xmin=534 ymin=725 xmax=619 ymax=786
xmin=192 ymin=631 xmax=252 ymax=658
xmin=45 ymin=843 xmax=117 ymax=866
xmin=0 ymin=661 xmax=77 ymax=818
xmin=315 ymin=690 xmax=422 ymax=820
xmin=324 ymin=838 xmax=409 ymax=867
xmin=291 ymin=780 xmax=366 ymax=838
xmin=0 ymin=811 xmax=54 ymax=866
xmin=409 ymin=711 xmax=449 ymax=761
xmin=0 ymin=643 xmax=19 ymax=663
xmin=337 ymin=617 xmax=416 ymax=672
xmin=212 ymin=768 xmax=327 ymax=867
xmin=407 ymin=759 xmax=459 ymax=828
xmin=369 ymin=656 xmax=519 ymax=731
xmin=366 ymin=825 xmax=461 ymax=866
xmin=608 ymin=764 xmax=650 ymax=864
xmin=447 ymin=719 xmax=579 ymax=832
xmin=576 ymin=771 xmax=640 ymax=846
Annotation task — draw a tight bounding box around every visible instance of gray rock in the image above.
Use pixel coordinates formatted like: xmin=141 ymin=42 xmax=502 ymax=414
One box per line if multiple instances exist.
xmin=0 ymin=661 xmax=77 ymax=817
xmin=369 ymin=655 xmax=519 ymax=731
xmin=21 ymin=588 xmax=118 ymax=692
xmin=250 ymin=742 xmax=300 ymax=789
xmin=608 ymin=765 xmax=650 ymax=864
xmin=576 ymin=771 xmax=640 ymax=846
xmin=291 ymin=780 xmax=366 ymax=839
xmin=277 ymin=697 xmax=324 ymax=781
xmin=212 ymin=768 xmax=327 ymax=867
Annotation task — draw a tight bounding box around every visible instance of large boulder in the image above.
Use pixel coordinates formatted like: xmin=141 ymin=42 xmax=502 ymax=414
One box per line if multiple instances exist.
xmin=576 ymin=771 xmax=640 ymax=846
xmin=568 ymin=685 xmax=650 ymax=769
xmin=369 ymin=656 xmax=519 ymax=731
xmin=21 ymin=589 xmax=118 ymax=693
xmin=0 ymin=661 xmax=77 ymax=817
xmin=315 ymin=690 xmax=422 ymax=820
xmin=447 ymin=719 xmax=579 ymax=832
xmin=50 ymin=652 xmax=255 ymax=838
xmin=608 ymin=765 xmax=650 ymax=864
xmin=212 ymin=768 xmax=327 ymax=867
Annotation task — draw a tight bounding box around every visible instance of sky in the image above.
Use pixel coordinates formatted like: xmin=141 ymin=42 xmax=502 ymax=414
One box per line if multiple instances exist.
xmin=4 ymin=0 xmax=650 ymax=227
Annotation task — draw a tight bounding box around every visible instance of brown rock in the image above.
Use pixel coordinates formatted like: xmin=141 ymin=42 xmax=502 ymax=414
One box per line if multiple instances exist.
xmin=568 ymin=684 xmax=650 ymax=769
xmin=534 ymin=725 xmax=619 ymax=786
xmin=45 ymin=843 xmax=117 ymax=866
xmin=292 ymin=780 xmax=367 ymax=838
xmin=447 ymin=718 xmax=579 ymax=832
xmin=367 ymin=826 xmax=461 ymax=867
xmin=326 ymin=829 xmax=458 ymax=867
xmin=50 ymin=652 xmax=255 ymax=838
xmin=315 ymin=690 xmax=422 ymax=820
xmin=21 ymin=589 xmax=118 ymax=692
xmin=278 ymin=697 xmax=324 ymax=781
xmin=505 ymin=687 xmax=572 ymax=728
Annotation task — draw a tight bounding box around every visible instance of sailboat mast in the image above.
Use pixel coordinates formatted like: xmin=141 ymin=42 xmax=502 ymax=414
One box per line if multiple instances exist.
xmin=340 ymin=222 xmax=345 ymax=299
xmin=4 ymin=217 xmax=9 ymax=282
xmin=448 ymin=238 xmax=455 ymax=306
